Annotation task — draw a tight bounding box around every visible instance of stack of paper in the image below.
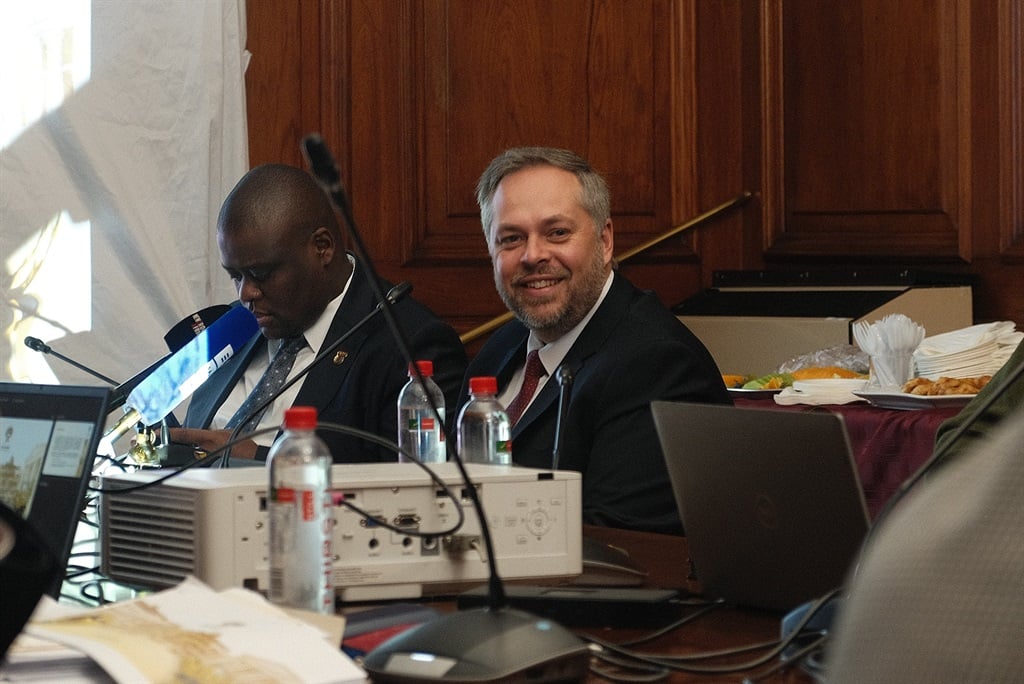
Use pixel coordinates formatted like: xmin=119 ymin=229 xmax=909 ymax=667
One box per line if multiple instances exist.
xmin=2 ymin=577 xmax=363 ymax=684
xmin=913 ymin=321 xmax=1021 ymax=380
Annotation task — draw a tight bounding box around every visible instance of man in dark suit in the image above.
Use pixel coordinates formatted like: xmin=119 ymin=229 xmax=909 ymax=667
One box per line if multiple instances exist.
xmin=171 ymin=164 xmax=466 ymax=462
xmin=456 ymin=147 xmax=730 ymax=534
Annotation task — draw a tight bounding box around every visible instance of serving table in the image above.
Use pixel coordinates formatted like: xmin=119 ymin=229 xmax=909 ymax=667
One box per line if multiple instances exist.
xmin=731 ymin=396 xmax=962 ymax=518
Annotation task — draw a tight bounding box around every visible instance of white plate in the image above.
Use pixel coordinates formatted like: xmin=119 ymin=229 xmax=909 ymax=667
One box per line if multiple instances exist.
xmin=727 ymin=387 xmax=783 ymax=398
xmin=792 ymin=379 xmax=868 ymax=392
xmin=851 ymin=390 xmax=974 ymax=411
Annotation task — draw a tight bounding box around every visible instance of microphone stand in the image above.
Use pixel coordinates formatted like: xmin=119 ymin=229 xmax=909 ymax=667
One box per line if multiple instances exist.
xmin=551 ymin=364 xmax=575 ymax=471
xmin=22 ymin=335 xmax=173 ymax=466
xmin=302 ymin=134 xmax=514 ymax=608
xmin=303 ymin=134 xmax=590 ymax=683
xmin=23 ymin=336 xmax=118 ymax=385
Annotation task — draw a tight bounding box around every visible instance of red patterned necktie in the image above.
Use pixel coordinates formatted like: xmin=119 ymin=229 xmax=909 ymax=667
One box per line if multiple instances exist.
xmin=505 ymin=350 xmax=547 ymax=426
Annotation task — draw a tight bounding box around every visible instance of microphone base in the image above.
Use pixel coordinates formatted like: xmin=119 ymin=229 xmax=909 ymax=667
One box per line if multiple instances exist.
xmin=362 ymin=606 xmax=590 ymax=683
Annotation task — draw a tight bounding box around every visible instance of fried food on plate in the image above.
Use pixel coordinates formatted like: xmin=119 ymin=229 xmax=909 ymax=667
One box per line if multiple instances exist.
xmin=902 ymin=375 xmax=992 ymax=396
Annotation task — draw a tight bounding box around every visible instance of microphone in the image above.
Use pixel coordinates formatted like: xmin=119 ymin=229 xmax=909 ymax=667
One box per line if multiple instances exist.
xmin=23 ymin=336 xmax=119 ymax=386
xmin=102 ymin=306 xmax=259 ymax=447
xmin=109 ymin=305 xmax=234 ymax=412
xmin=300 ymin=134 xmax=590 ymax=682
xmin=218 ymin=281 xmax=413 ymax=461
xmin=163 ymin=304 xmax=233 ymax=353
xmin=551 ymin=364 xmax=575 ymax=470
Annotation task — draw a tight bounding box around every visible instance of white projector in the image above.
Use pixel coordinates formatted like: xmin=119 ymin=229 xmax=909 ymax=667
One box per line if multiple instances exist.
xmin=99 ymin=462 xmax=582 ymax=601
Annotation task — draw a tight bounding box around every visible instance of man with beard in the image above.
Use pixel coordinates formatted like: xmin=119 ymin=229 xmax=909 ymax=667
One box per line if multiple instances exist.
xmin=455 ymin=147 xmax=730 ymax=534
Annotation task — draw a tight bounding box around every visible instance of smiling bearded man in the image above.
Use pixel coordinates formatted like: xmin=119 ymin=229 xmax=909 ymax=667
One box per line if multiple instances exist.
xmin=454 ymin=147 xmax=731 ymax=535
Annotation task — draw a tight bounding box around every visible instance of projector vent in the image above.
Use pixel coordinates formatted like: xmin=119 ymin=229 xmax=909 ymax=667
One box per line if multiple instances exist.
xmin=101 ymin=484 xmax=201 ymax=589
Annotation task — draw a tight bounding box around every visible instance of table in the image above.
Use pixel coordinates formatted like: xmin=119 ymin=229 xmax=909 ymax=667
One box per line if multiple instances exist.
xmin=575 ymin=526 xmax=815 ymax=683
xmin=345 ymin=525 xmax=818 ymax=682
xmin=732 ymin=396 xmax=961 ymax=518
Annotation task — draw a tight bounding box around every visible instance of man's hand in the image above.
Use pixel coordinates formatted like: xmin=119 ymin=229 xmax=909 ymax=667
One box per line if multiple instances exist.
xmin=168 ymin=427 xmax=259 ymax=460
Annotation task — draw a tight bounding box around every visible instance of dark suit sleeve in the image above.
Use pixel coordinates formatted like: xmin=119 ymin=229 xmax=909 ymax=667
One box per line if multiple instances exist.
xmin=569 ymin=335 xmax=730 ymax=534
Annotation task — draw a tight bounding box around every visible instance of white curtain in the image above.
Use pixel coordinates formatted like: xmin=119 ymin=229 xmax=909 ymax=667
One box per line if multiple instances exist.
xmin=1 ymin=0 xmax=248 ymax=387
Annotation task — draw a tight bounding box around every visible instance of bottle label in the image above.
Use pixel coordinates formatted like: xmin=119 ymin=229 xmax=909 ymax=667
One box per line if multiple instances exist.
xmin=268 ymin=484 xmax=333 ymax=613
xmin=399 ymin=408 xmax=446 ymax=462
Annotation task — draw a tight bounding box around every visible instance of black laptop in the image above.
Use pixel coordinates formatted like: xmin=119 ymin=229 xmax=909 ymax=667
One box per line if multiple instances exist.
xmin=0 ymin=383 xmax=110 ymax=598
xmin=651 ymin=400 xmax=870 ymax=612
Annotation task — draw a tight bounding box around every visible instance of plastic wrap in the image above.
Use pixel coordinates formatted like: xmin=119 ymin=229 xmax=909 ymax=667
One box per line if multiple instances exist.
xmin=777 ymin=344 xmax=870 ymax=375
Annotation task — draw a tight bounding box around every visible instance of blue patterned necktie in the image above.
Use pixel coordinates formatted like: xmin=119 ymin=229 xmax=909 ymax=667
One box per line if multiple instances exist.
xmin=226 ymin=336 xmax=305 ymax=435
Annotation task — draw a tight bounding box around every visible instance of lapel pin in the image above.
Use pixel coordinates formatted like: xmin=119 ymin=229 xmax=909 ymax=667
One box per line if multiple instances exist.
xmin=333 ymin=350 xmax=348 ymax=365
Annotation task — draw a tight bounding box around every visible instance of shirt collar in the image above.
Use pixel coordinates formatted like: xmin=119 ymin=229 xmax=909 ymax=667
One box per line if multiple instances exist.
xmin=529 ymin=270 xmax=614 ymax=373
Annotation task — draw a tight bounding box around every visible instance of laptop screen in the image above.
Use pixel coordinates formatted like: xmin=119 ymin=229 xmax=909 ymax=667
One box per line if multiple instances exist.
xmin=652 ymin=400 xmax=869 ymax=612
xmin=0 ymin=383 xmax=109 ymax=597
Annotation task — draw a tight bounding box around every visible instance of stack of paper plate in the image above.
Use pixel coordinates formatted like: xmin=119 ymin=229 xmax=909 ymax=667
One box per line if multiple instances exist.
xmin=775 ymin=379 xmax=869 ymax=405
xmin=913 ymin=321 xmax=1021 ymax=380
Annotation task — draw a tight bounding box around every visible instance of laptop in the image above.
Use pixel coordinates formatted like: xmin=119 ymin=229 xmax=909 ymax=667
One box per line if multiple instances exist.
xmin=651 ymin=400 xmax=869 ymax=612
xmin=0 ymin=383 xmax=110 ymax=598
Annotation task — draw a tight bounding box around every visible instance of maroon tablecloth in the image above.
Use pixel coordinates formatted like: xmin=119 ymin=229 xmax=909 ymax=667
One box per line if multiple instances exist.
xmin=733 ymin=397 xmax=963 ymax=518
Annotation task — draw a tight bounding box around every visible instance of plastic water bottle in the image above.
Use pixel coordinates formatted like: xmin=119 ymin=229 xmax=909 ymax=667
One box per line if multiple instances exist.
xmin=267 ymin=406 xmax=334 ymax=614
xmin=456 ymin=376 xmax=511 ymax=464
xmin=397 ymin=360 xmax=447 ymax=463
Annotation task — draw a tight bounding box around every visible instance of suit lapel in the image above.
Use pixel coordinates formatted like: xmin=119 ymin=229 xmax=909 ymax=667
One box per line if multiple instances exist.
xmin=292 ymin=264 xmax=378 ymax=411
xmin=509 ymin=273 xmax=632 ymax=437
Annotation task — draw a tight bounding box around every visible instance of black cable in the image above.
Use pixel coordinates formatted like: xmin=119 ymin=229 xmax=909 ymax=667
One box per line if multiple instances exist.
xmin=613 ymin=599 xmax=724 ymax=647
xmin=581 ymin=588 xmax=840 ymax=676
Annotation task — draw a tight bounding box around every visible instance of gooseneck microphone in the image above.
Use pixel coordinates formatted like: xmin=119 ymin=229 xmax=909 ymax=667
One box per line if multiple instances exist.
xmin=301 ymin=135 xmax=591 ymax=681
xmin=218 ymin=281 xmax=413 ymax=463
xmin=23 ymin=336 xmax=119 ymax=386
xmin=551 ymin=364 xmax=575 ymax=471
xmin=303 ymin=133 xmax=507 ymax=607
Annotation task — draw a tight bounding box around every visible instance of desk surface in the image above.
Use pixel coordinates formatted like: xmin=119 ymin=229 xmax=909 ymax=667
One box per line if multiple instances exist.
xmin=576 ymin=525 xmax=815 ymax=683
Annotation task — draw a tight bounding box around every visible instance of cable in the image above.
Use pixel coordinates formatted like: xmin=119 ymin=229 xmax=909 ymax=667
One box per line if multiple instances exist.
xmin=580 ymin=588 xmax=840 ymax=677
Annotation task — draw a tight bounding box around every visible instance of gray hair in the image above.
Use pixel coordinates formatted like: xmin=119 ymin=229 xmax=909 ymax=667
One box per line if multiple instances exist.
xmin=475 ymin=147 xmax=611 ymax=239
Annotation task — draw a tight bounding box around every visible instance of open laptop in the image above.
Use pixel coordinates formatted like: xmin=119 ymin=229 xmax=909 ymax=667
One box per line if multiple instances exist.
xmin=651 ymin=400 xmax=869 ymax=613
xmin=0 ymin=383 xmax=110 ymax=598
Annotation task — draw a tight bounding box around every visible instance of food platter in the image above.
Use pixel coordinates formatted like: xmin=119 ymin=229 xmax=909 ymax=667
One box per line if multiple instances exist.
xmin=851 ymin=390 xmax=974 ymax=411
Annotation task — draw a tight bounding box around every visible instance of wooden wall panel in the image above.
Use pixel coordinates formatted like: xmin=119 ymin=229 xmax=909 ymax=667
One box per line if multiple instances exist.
xmin=419 ymin=0 xmax=680 ymax=261
xmin=243 ymin=0 xmax=1023 ymax=343
xmin=770 ymin=0 xmax=967 ymax=258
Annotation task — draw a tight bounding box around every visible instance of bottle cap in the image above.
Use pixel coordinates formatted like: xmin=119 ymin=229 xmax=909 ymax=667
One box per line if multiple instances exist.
xmin=408 ymin=360 xmax=434 ymax=377
xmin=283 ymin=406 xmax=318 ymax=430
xmin=468 ymin=376 xmax=498 ymax=395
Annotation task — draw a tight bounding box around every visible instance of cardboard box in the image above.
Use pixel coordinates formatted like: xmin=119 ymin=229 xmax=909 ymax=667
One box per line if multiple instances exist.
xmin=674 ymin=270 xmax=973 ymax=374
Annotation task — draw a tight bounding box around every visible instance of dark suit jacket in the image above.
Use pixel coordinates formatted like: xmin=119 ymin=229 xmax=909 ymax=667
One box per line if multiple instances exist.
xmin=184 ymin=261 xmax=467 ymax=463
xmin=457 ymin=273 xmax=731 ymax=535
